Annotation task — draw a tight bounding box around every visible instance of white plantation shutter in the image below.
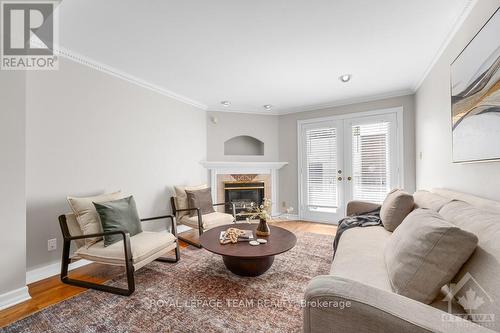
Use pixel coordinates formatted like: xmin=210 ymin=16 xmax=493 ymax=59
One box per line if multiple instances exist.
xmin=306 ymin=127 xmax=338 ymax=211
xmin=351 ymin=122 xmax=391 ymax=203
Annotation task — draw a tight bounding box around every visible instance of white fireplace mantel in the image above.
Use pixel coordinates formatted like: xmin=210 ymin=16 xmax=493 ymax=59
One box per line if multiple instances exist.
xmin=200 ymin=161 xmax=287 ymax=172
xmin=200 ymin=161 xmax=288 ymax=215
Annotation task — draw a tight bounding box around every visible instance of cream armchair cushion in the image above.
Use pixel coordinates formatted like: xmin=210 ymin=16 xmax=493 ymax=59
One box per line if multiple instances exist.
xmin=179 ymin=212 xmax=234 ymax=230
xmin=67 ymin=191 xmax=124 ymax=247
xmin=75 ymin=231 xmax=177 ymax=270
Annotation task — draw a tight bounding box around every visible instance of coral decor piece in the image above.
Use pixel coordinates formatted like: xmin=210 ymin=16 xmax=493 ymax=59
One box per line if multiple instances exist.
xmin=230 ymin=174 xmax=258 ymax=182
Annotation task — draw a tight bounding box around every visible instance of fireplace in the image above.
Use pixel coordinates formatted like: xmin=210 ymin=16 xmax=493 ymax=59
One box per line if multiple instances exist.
xmin=224 ymin=181 xmax=265 ymax=220
xmin=201 ymin=161 xmax=288 ymax=217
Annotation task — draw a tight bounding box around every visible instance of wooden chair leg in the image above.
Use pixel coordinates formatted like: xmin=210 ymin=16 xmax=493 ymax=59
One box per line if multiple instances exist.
xmin=156 ymin=241 xmax=181 ymax=262
xmin=177 ymin=234 xmax=203 ymax=248
xmin=177 ymin=212 xmax=205 ymax=248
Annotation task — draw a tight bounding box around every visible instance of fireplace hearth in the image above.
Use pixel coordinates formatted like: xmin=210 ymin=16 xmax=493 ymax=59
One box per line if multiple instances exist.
xmin=224 ymin=181 xmax=265 ymax=220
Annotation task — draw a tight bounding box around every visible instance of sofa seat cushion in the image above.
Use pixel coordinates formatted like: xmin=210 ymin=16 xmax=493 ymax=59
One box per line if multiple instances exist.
xmin=75 ymin=231 xmax=176 ymax=266
xmin=331 ymin=226 xmax=392 ymax=291
xmin=179 ymin=212 xmax=234 ymax=230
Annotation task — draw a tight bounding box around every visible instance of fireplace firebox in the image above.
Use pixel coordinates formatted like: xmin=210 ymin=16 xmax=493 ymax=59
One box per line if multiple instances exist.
xmin=224 ymin=182 xmax=265 ymax=220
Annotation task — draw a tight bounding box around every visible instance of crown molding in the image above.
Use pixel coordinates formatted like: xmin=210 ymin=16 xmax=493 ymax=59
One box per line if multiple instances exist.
xmin=209 ymin=89 xmax=414 ymax=116
xmin=277 ymin=89 xmax=414 ymax=115
xmin=53 ymin=47 xmax=414 ymax=116
xmin=412 ymin=0 xmax=478 ymax=91
xmin=54 ymin=46 xmax=208 ymax=110
xmin=207 ymin=107 xmax=281 ymax=116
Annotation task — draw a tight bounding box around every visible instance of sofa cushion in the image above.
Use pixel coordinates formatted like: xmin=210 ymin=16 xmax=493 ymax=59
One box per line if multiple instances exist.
xmin=433 ymin=188 xmax=500 ymax=214
xmin=75 ymin=231 xmax=176 ymax=268
xmin=67 ymin=191 xmax=124 ymax=247
xmin=179 ymin=212 xmax=234 ymax=230
xmin=440 ymin=200 xmax=500 ymax=328
xmin=94 ymin=196 xmax=143 ymax=246
xmin=380 ymin=189 xmax=414 ymax=231
xmin=174 ymin=184 xmax=207 ymax=218
xmin=385 ymin=208 xmax=478 ymax=304
xmin=413 ymin=190 xmax=452 ymax=211
xmin=331 ymin=226 xmax=392 ymax=291
xmin=186 ymin=187 xmax=215 ymax=217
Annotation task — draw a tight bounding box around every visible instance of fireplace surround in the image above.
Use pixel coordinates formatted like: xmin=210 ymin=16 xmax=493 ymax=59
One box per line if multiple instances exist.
xmin=200 ymin=161 xmax=288 ymax=216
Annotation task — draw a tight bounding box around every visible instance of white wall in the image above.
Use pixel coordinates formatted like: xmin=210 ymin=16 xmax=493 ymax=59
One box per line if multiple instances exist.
xmin=278 ymin=95 xmax=416 ymax=213
xmin=415 ymin=0 xmax=500 ymax=201
xmin=206 ymin=111 xmax=279 ymax=161
xmin=25 ymin=58 xmax=207 ymax=271
xmin=0 ymin=70 xmax=29 ymax=306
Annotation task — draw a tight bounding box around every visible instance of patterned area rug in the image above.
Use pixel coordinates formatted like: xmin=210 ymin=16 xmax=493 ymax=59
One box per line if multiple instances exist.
xmin=2 ymin=231 xmax=333 ymax=333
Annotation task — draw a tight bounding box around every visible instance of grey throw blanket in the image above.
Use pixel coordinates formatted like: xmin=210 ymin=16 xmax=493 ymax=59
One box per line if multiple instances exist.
xmin=333 ymin=207 xmax=381 ymax=259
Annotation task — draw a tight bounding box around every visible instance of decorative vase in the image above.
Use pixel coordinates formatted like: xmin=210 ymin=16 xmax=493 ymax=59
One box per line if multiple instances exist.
xmin=256 ymin=218 xmax=270 ymax=237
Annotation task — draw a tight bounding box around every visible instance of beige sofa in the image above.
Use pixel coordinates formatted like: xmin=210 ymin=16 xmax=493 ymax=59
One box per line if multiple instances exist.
xmin=304 ymin=189 xmax=500 ymax=333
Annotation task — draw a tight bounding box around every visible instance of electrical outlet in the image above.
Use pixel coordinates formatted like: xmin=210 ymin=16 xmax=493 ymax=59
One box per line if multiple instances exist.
xmin=48 ymin=238 xmax=57 ymax=251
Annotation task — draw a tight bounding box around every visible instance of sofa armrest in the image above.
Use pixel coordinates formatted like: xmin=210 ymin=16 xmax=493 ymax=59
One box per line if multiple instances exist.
xmin=303 ymin=276 xmax=492 ymax=333
xmin=346 ymin=200 xmax=381 ymax=216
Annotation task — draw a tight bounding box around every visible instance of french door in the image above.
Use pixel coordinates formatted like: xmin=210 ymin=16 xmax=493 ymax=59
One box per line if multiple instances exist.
xmin=299 ymin=111 xmax=400 ymax=223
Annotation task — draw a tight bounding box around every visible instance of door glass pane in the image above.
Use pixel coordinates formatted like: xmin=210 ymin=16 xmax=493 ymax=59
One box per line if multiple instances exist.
xmin=351 ymin=122 xmax=391 ymax=203
xmin=306 ymin=127 xmax=338 ymax=211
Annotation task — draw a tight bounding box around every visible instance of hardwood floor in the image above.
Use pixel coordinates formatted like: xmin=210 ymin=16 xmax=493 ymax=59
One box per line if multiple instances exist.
xmin=0 ymin=221 xmax=336 ymax=328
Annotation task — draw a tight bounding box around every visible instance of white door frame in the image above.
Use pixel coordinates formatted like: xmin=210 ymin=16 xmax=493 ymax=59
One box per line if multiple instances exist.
xmin=297 ymin=106 xmax=404 ymax=223
xmin=299 ymin=119 xmax=345 ymax=222
xmin=344 ymin=112 xmax=399 ymax=204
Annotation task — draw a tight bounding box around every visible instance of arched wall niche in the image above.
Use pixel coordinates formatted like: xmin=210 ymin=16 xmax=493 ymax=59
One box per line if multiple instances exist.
xmin=224 ymin=135 xmax=264 ymax=156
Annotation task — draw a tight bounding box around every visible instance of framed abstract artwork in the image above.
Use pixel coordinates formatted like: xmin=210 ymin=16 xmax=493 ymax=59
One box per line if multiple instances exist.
xmin=451 ymin=7 xmax=500 ymax=163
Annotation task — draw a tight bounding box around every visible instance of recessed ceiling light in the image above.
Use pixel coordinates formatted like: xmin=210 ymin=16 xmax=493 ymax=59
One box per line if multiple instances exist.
xmin=221 ymin=101 xmax=231 ymax=106
xmin=263 ymin=104 xmax=273 ymax=110
xmin=339 ymin=74 xmax=352 ymax=83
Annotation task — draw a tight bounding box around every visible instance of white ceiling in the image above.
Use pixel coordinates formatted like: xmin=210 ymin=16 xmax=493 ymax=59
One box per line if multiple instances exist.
xmin=56 ymin=0 xmax=473 ymax=114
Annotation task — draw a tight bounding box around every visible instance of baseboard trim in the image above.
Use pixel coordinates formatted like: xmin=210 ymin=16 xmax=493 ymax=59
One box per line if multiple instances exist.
xmin=279 ymin=214 xmax=300 ymax=220
xmin=26 ymin=259 xmax=93 ymax=285
xmin=0 ymin=286 xmax=31 ymax=311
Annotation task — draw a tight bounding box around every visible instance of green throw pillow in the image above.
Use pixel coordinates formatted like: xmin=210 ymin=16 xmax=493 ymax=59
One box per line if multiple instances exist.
xmin=94 ymin=196 xmax=142 ymax=246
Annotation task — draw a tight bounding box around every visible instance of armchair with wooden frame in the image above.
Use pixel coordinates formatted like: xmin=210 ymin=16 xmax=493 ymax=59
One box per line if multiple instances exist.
xmin=171 ymin=197 xmax=236 ymax=248
xmin=58 ymin=213 xmax=180 ymax=296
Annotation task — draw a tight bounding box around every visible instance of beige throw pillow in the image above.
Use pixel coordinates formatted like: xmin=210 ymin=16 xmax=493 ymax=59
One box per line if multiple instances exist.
xmin=385 ymin=208 xmax=478 ymax=304
xmin=173 ymin=184 xmax=207 ymax=218
xmin=380 ymin=189 xmax=414 ymax=231
xmin=67 ymin=191 xmax=123 ymax=247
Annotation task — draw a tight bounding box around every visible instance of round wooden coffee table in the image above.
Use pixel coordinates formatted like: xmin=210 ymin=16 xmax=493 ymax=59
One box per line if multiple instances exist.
xmin=199 ymin=223 xmax=297 ymax=276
